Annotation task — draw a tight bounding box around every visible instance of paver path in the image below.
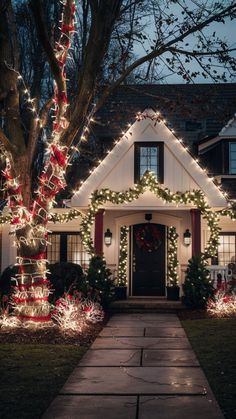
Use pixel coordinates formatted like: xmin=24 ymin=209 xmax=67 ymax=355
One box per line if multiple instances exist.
xmin=43 ymin=313 xmax=224 ymax=418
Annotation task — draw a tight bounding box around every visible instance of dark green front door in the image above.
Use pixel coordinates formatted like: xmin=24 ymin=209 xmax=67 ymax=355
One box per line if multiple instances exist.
xmin=132 ymin=223 xmax=165 ymax=296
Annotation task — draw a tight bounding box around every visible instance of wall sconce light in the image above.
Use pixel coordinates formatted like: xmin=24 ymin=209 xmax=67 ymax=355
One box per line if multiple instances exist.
xmin=104 ymin=228 xmax=112 ymax=246
xmin=183 ymin=229 xmax=191 ymax=246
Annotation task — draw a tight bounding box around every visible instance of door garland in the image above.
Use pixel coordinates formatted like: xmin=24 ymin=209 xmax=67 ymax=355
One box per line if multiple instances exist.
xmin=79 ymin=171 xmax=220 ymax=261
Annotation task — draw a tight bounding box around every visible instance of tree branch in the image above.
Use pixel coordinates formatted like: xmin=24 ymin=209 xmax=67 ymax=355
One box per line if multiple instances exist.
xmin=169 ymin=47 xmax=236 ymax=57
xmin=94 ymin=2 xmax=236 ymax=111
xmin=29 ymin=0 xmax=63 ymax=94
xmin=60 ymin=0 xmax=123 ymax=147
xmin=0 ymin=127 xmax=17 ymax=155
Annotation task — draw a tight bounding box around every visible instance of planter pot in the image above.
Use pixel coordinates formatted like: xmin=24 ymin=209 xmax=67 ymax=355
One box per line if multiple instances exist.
xmin=115 ymin=286 xmax=127 ymax=300
xmin=166 ymin=286 xmax=180 ymax=301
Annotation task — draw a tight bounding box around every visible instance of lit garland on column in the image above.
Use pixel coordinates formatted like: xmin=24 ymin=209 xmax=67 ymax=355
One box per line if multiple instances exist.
xmin=118 ymin=226 xmax=129 ymax=286
xmin=79 ymin=171 xmax=222 ymax=259
xmin=1 ymin=0 xmax=76 ymax=323
xmin=167 ymin=226 xmax=179 ymax=287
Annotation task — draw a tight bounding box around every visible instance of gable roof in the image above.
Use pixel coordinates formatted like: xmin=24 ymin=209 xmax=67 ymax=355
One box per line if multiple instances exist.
xmin=93 ymin=83 xmax=236 ymax=146
xmin=198 ymin=114 xmax=236 ymax=153
xmin=72 ymin=109 xmax=227 ymax=209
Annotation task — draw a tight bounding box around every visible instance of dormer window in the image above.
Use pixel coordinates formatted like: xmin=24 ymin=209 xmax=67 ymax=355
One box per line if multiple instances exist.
xmin=229 ymin=142 xmax=236 ymax=174
xmin=134 ymin=142 xmax=164 ymax=183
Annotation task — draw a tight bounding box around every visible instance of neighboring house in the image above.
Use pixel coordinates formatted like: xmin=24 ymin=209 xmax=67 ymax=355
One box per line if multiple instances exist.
xmin=2 ymin=83 xmax=236 ymax=297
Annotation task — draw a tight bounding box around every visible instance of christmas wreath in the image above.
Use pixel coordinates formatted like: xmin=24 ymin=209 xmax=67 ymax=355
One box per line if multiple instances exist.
xmin=135 ymin=224 xmax=162 ymax=252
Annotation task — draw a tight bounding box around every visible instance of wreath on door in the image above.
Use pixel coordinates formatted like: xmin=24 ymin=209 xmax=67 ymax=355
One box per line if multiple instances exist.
xmin=135 ymin=224 xmax=162 ymax=252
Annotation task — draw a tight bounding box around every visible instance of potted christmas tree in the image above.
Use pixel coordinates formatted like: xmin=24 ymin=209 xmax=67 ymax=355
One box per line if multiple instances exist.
xmin=86 ymin=255 xmax=115 ymax=307
xmin=166 ymin=227 xmax=180 ymax=300
xmin=182 ymin=255 xmax=214 ymax=308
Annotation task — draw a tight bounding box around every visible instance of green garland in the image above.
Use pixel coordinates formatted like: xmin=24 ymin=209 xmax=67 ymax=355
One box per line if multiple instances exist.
xmin=0 ymin=209 xmax=83 ymax=225
xmin=167 ymin=226 xmax=179 ymax=287
xmin=49 ymin=209 xmax=82 ymax=223
xmin=118 ymin=226 xmax=129 ymax=286
xmin=80 ymin=171 xmax=223 ymax=259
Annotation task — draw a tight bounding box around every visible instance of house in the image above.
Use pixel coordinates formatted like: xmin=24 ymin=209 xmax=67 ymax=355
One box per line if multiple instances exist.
xmin=1 ymin=83 xmax=236 ymax=297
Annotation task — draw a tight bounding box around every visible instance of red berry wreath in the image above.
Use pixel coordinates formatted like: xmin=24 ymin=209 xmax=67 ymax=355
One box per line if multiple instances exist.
xmin=135 ymin=224 xmax=162 ymax=252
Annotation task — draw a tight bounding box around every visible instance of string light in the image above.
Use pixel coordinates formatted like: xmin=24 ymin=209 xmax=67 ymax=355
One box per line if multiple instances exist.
xmin=0 ymin=0 xmax=77 ymax=324
xmin=118 ymin=226 xmax=129 ymax=286
xmin=79 ymin=171 xmax=223 ymax=260
xmin=207 ymin=292 xmax=236 ymax=317
xmin=167 ymin=227 xmax=179 ymax=287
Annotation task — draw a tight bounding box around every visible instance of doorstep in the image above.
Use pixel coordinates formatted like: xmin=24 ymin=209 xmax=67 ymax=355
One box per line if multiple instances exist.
xmin=109 ymin=297 xmax=187 ymax=313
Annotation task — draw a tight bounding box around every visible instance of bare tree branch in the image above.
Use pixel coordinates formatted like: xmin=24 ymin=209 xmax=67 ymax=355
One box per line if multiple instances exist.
xmin=94 ymin=2 xmax=236 ymax=111
xmin=0 ymin=127 xmax=17 ymax=155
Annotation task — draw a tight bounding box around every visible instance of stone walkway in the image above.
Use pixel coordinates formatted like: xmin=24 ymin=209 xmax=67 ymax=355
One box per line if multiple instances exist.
xmin=43 ymin=313 xmax=224 ymax=418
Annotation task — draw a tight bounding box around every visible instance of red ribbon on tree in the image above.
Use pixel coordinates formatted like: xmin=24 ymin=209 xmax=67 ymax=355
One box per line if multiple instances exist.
xmin=50 ymin=144 xmax=67 ymax=167
xmin=61 ymin=23 xmax=75 ymax=33
xmin=13 ymin=297 xmax=48 ymax=304
xmin=2 ymin=169 xmax=13 ymax=180
xmin=28 ymin=253 xmax=47 ymax=260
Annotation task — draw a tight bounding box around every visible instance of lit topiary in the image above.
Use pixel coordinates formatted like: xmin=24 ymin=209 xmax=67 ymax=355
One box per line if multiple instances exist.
xmin=86 ymin=255 xmax=115 ymax=307
xmin=183 ymin=255 xmax=214 ymax=308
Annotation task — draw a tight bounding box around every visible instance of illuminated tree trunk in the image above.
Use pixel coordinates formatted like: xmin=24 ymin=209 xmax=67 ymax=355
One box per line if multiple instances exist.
xmin=13 ymin=227 xmax=50 ymax=321
xmin=0 ymin=0 xmax=75 ymax=323
xmin=4 ymin=141 xmax=68 ymax=322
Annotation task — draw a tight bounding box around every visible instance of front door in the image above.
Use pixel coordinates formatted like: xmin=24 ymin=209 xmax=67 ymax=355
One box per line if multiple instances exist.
xmin=132 ymin=223 xmax=165 ymax=296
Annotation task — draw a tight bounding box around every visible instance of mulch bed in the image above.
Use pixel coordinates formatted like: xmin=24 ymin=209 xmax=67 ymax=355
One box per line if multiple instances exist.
xmin=1 ymin=309 xmax=228 ymax=344
xmin=0 ymin=314 xmax=110 ymax=345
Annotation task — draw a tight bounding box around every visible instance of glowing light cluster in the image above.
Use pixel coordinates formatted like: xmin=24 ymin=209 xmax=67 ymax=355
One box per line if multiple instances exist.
xmin=81 ymin=298 xmax=104 ymax=323
xmin=118 ymin=226 xmax=129 ymax=286
xmin=207 ymin=292 xmax=236 ymax=317
xmin=52 ymin=293 xmax=84 ymax=333
xmin=0 ymin=314 xmax=21 ymax=329
xmin=167 ymin=226 xmax=179 ymax=287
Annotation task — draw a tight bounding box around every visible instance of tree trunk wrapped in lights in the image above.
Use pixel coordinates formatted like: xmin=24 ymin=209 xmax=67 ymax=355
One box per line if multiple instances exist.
xmin=1 ymin=0 xmax=76 ymax=323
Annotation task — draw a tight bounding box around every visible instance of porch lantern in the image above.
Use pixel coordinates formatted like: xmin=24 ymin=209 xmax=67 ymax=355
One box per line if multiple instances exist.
xmin=104 ymin=228 xmax=112 ymax=245
xmin=183 ymin=229 xmax=191 ymax=246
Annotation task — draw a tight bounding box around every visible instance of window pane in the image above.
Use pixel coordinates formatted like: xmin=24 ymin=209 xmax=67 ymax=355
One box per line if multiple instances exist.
xmin=47 ymin=234 xmax=60 ymax=263
xmin=229 ymin=143 xmax=236 ymax=173
xmin=67 ymin=234 xmax=90 ymax=269
xmin=217 ymin=234 xmax=236 ymax=265
xmin=139 ymin=146 xmax=158 ymax=178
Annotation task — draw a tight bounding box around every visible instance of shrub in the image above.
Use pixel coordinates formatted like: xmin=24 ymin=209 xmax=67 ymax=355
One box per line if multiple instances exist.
xmin=86 ymin=255 xmax=115 ymax=307
xmin=0 ymin=265 xmax=18 ymax=297
xmin=48 ymin=262 xmax=86 ymax=302
xmin=182 ymin=255 xmax=214 ymax=308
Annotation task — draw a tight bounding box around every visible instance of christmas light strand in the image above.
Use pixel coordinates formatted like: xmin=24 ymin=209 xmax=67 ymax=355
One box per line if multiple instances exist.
xmin=118 ymin=226 xmax=129 ymax=286
xmin=0 ymin=0 xmax=77 ymax=324
xmin=167 ymin=226 xmax=179 ymax=287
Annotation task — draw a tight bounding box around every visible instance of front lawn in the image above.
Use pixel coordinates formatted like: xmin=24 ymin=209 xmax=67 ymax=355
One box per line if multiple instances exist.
xmin=182 ymin=318 xmax=236 ymax=419
xmin=0 ymin=343 xmax=87 ymax=419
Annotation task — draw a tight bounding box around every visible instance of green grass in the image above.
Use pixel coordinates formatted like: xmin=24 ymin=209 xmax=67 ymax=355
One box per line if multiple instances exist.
xmin=0 ymin=344 xmax=87 ymax=419
xmin=182 ymin=318 xmax=236 ymax=419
